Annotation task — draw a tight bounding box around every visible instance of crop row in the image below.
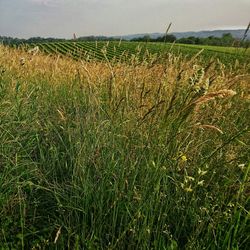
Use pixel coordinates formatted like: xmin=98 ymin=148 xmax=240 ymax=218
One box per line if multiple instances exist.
xmin=27 ymin=41 xmax=250 ymax=66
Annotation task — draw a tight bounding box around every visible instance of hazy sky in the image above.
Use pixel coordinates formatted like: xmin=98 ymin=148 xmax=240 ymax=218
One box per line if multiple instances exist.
xmin=0 ymin=0 xmax=249 ymax=38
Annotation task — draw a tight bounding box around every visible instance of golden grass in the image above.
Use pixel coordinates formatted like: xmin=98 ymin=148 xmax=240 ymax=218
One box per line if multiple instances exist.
xmin=1 ymin=44 xmax=249 ymax=117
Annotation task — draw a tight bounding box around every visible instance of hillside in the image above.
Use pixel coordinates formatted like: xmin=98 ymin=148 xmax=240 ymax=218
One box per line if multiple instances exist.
xmin=117 ymin=29 xmax=250 ymax=40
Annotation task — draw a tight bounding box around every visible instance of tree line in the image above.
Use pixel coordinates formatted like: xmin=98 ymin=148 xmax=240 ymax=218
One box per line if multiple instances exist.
xmin=131 ymin=33 xmax=250 ymax=48
xmin=0 ymin=36 xmax=120 ymax=46
xmin=1 ymin=33 xmax=249 ymax=48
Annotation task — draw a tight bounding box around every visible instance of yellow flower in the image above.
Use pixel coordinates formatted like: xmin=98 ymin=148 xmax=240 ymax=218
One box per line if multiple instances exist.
xmin=184 ymin=186 xmax=193 ymax=192
xmin=180 ymin=155 xmax=187 ymax=162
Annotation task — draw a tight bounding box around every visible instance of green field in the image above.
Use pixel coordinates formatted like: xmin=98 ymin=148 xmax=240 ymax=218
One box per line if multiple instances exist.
xmin=25 ymin=41 xmax=250 ymax=66
xmin=0 ymin=43 xmax=250 ymax=249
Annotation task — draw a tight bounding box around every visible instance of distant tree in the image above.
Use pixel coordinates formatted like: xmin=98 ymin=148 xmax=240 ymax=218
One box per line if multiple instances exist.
xmin=176 ymin=33 xmax=239 ymax=47
xmin=177 ymin=37 xmax=195 ymax=44
xmin=143 ymin=35 xmax=151 ymax=42
xmin=155 ymin=34 xmax=176 ymax=43
xmin=221 ymin=33 xmax=234 ymax=46
xmin=131 ymin=34 xmax=176 ymax=43
xmin=131 ymin=35 xmax=151 ymax=42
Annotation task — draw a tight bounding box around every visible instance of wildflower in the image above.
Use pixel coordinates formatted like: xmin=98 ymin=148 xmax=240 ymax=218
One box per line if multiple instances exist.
xmin=180 ymin=155 xmax=187 ymax=162
xmin=197 ymin=180 xmax=205 ymax=186
xmin=181 ymin=182 xmax=193 ymax=192
xmin=176 ymin=151 xmax=188 ymax=162
xmin=198 ymin=168 xmax=207 ymax=176
xmin=186 ymin=176 xmax=195 ymax=182
xmin=184 ymin=186 xmax=193 ymax=192
xmin=228 ymin=202 xmax=235 ymax=208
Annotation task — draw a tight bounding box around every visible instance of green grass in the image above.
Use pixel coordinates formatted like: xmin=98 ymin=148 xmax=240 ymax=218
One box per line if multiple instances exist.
xmin=0 ymin=45 xmax=249 ymax=249
xmin=174 ymin=43 xmax=250 ymax=55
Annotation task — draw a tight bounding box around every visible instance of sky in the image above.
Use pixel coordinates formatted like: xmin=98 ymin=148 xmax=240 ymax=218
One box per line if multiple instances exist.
xmin=0 ymin=0 xmax=249 ymax=38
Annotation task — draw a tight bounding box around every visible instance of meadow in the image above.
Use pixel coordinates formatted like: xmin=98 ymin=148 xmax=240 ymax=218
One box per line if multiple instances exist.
xmin=0 ymin=42 xmax=249 ymax=249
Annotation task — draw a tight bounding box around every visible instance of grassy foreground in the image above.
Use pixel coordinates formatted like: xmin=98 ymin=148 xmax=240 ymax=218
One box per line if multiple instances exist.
xmin=0 ymin=45 xmax=249 ymax=249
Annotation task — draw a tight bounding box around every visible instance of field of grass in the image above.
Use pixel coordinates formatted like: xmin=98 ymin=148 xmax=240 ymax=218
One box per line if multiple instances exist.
xmin=0 ymin=44 xmax=250 ymax=249
xmin=23 ymin=41 xmax=250 ymax=67
xmin=176 ymin=43 xmax=250 ymax=54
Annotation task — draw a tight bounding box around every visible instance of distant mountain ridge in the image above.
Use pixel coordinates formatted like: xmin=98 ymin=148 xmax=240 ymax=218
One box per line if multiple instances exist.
xmin=115 ymin=29 xmax=250 ymax=41
xmin=1 ymin=29 xmax=249 ymax=44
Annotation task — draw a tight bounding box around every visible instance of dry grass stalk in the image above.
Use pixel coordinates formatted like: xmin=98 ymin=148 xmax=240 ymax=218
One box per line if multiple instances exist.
xmin=28 ymin=46 xmax=39 ymax=55
xmin=54 ymin=226 xmax=62 ymax=244
xmin=195 ymin=124 xmax=223 ymax=134
xmin=57 ymin=109 xmax=66 ymax=121
xmin=193 ymin=89 xmax=237 ymax=105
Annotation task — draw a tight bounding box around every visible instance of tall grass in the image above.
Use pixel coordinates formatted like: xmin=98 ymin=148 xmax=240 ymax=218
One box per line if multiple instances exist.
xmin=0 ymin=45 xmax=249 ymax=249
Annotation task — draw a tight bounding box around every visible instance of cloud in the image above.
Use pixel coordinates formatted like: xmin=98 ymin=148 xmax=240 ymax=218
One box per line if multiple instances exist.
xmin=29 ymin=0 xmax=60 ymax=7
xmin=1 ymin=0 xmax=249 ymax=39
